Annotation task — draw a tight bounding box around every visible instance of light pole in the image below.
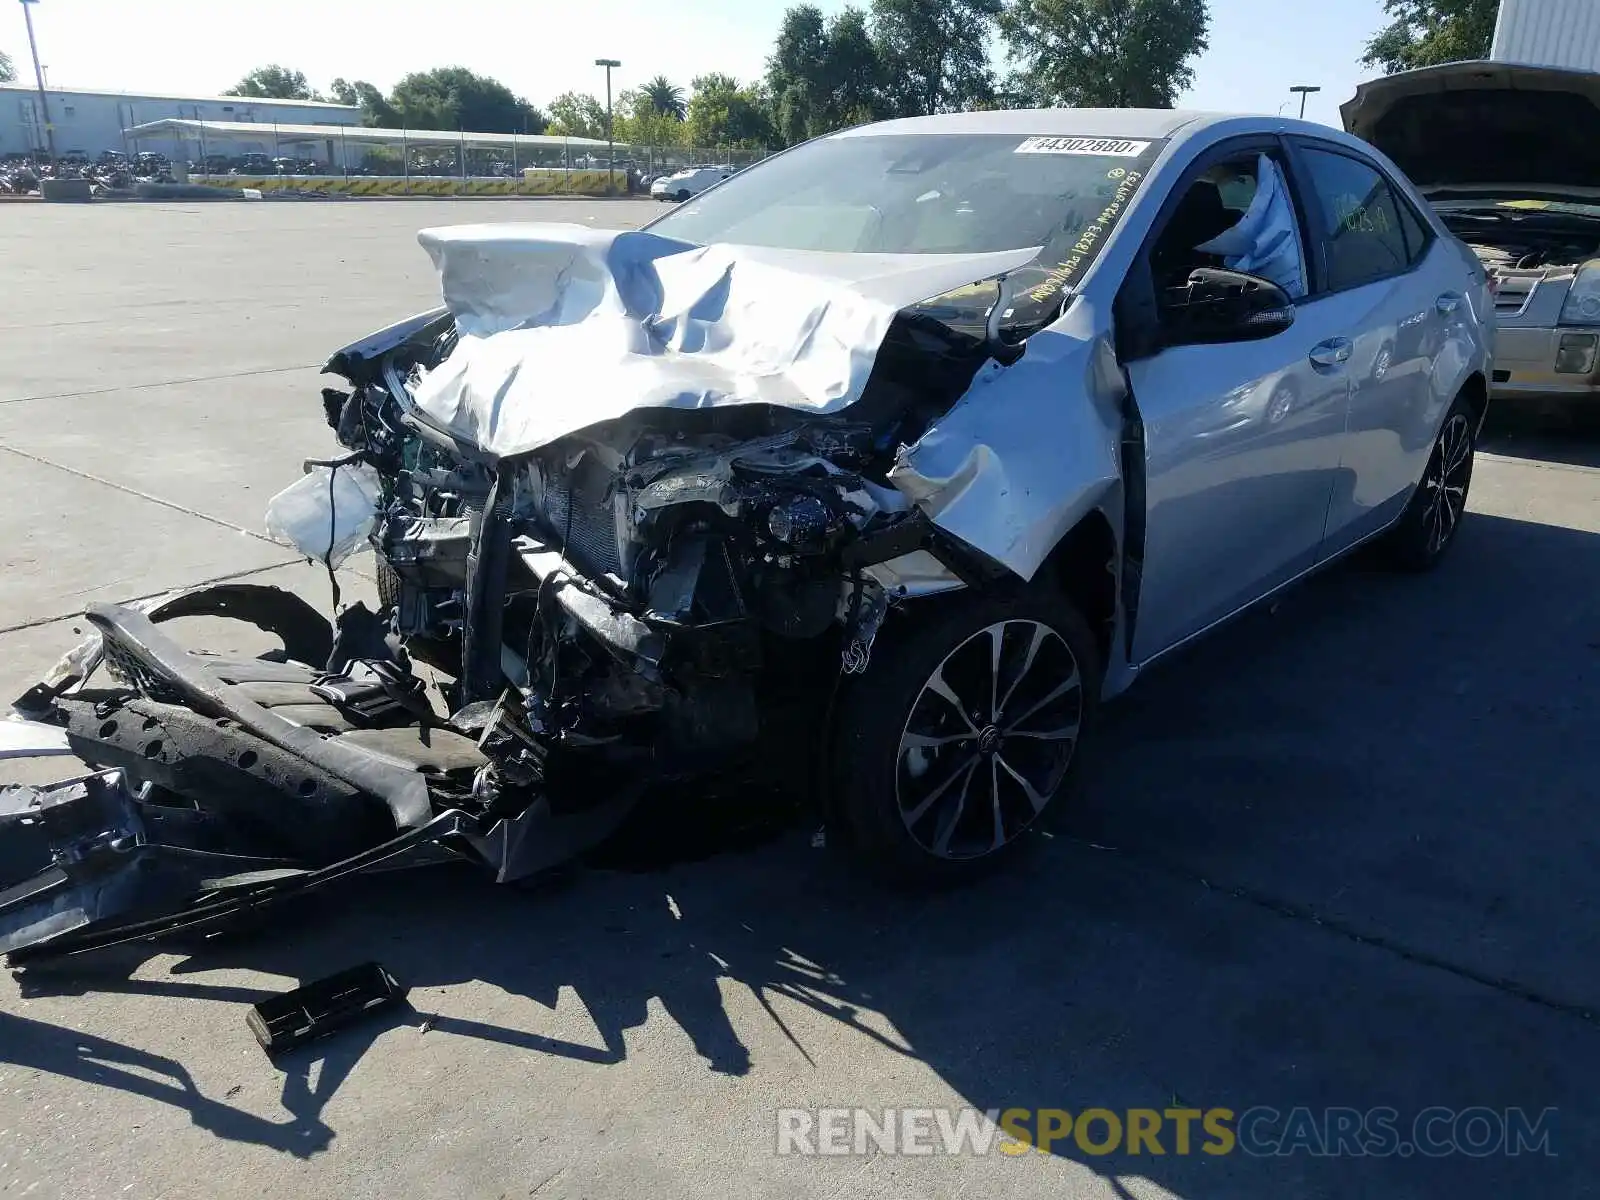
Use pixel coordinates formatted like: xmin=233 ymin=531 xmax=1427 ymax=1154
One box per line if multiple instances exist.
xmin=19 ymin=0 xmax=55 ymax=163
xmin=595 ymin=57 xmax=620 ymax=193
xmin=1290 ymin=85 xmax=1321 ymax=120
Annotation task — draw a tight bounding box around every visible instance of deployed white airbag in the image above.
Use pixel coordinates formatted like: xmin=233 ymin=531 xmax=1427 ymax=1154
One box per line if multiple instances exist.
xmin=410 ymin=225 xmax=901 ymax=459
xmin=1196 ymin=154 xmax=1306 ymax=299
xmin=264 ymin=461 xmax=383 ymax=568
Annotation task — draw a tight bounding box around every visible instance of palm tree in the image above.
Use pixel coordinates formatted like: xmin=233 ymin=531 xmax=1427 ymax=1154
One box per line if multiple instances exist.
xmin=643 ymin=75 xmax=687 ymax=121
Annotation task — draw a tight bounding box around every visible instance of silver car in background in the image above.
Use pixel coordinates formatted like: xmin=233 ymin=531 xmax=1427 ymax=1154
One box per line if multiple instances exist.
xmin=650 ymin=165 xmax=733 ymax=202
xmin=1345 ymin=61 xmax=1600 ymax=406
xmin=3 ymin=107 xmax=1494 ymax=964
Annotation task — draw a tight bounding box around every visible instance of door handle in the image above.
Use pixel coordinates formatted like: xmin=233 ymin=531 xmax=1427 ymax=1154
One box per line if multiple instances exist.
xmin=1308 ymin=338 xmax=1352 ymax=370
xmin=1436 ymin=293 xmax=1463 ymax=316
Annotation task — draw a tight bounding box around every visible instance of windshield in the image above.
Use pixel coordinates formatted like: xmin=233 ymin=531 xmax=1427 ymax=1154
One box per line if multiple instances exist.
xmin=649 ymin=132 xmax=1165 ymax=257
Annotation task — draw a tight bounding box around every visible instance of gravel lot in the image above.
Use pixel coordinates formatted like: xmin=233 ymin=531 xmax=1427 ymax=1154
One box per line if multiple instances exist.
xmin=0 ymin=198 xmax=1597 ymax=1200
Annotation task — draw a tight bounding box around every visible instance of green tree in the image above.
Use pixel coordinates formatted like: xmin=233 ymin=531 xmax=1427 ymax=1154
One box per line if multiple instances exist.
xmin=224 ymin=65 xmax=320 ymax=101
xmin=386 ymin=67 xmax=543 ymax=133
xmin=330 ymin=78 xmax=399 ymax=127
xmin=767 ymin=5 xmax=887 ymax=144
xmin=0 ymin=51 xmax=15 ymax=84
xmin=642 ymin=75 xmax=687 ymax=120
xmin=994 ymin=71 xmax=1046 ymax=109
xmin=870 ymin=0 xmax=1000 ymax=117
xmin=999 ymin=0 xmax=1210 ymax=109
xmin=820 ymin=9 xmax=886 ymax=129
xmin=767 ymin=5 xmax=832 ymax=144
xmin=616 ymin=88 xmax=686 ymax=151
xmin=687 ymin=73 xmax=776 ymax=150
xmin=546 ymin=91 xmax=609 ymax=139
xmin=1363 ymin=0 xmax=1499 ymax=73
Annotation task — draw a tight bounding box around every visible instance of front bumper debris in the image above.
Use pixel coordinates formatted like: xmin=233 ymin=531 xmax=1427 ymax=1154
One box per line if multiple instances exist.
xmin=1 ymin=582 xmax=644 ymax=967
xmin=2 ymin=779 xmax=474 ymax=966
xmin=247 ymin=962 xmax=410 ymax=1056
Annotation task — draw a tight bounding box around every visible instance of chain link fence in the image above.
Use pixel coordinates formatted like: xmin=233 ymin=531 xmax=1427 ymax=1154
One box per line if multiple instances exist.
xmin=129 ymin=116 xmax=779 ymax=194
xmin=9 ymin=93 xmax=782 ymax=194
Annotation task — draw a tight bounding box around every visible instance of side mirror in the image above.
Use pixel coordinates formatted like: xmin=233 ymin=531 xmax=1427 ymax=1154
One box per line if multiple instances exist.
xmin=1160 ymin=268 xmax=1295 ymax=346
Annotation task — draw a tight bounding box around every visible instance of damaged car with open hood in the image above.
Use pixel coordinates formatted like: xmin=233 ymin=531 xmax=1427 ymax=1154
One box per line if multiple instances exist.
xmin=1343 ymin=60 xmax=1600 ymax=405
xmin=2 ymin=109 xmax=1494 ymax=964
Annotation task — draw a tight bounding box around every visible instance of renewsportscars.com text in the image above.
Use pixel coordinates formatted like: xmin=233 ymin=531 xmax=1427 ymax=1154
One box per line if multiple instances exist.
xmin=775 ymin=1106 xmax=1556 ymax=1158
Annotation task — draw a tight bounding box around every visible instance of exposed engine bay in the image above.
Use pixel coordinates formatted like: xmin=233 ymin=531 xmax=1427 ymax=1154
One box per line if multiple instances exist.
xmin=1436 ymin=205 xmax=1600 ymax=316
xmin=1452 ymin=225 xmax=1598 ymax=271
xmin=332 ymin=299 xmax=993 ymax=779
xmin=2 ymin=224 xmax=1076 ymax=966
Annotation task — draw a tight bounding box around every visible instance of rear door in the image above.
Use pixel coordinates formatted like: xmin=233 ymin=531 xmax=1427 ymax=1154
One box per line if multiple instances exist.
xmin=1287 ymin=140 xmax=1444 ymax=552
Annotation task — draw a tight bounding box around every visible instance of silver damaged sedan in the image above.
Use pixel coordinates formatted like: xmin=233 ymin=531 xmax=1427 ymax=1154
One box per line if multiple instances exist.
xmin=3 ymin=108 xmax=1494 ymax=963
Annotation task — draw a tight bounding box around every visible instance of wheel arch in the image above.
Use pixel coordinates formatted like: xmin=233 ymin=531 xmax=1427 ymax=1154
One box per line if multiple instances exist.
xmin=1458 ymin=370 xmax=1489 ymax=436
xmin=1035 ymin=507 xmax=1120 ymax=670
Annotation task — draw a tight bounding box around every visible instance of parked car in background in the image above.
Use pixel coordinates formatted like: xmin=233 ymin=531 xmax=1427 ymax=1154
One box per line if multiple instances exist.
xmin=651 ymin=165 xmax=732 ymax=201
xmin=4 ymin=107 xmax=1494 ymax=963
xmin=1345 ymin=61 xmax=1600 ymax=407
xmin=230 ymin=152 xmax=274 ymax=175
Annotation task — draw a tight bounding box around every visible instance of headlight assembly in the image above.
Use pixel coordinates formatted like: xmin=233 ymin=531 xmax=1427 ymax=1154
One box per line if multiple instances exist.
xmin=1559 ymin=264 xmax=1600 ymax=326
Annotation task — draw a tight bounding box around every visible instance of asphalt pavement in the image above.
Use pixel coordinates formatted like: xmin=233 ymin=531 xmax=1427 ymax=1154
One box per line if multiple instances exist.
xmin=0 ymin=198 xmax=1597 ymax=1200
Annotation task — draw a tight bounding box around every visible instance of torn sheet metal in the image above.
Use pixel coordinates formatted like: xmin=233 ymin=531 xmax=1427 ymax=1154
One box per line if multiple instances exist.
xmin=1 ymin=771 xmax=153 ymax=955
xmin=890 ymin=299 xmax=1125 ymax=581
xmin=0 ymin=717 xmax=72 ymax=759
xmin=264 ymin=461 xmax=383 ymax=567
xmin=325 ymin=307 xmax=449 ymax=370
xmin=1196 ymin=154 xmax=1307 ymax=298
xmin=407 ymin=225 xmax=1033 ymax=461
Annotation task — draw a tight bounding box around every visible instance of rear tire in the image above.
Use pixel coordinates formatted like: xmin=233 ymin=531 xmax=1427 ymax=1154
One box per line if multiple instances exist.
xmin=829 ymin=591 xmax=1100 ymax=885
xmin=1379 ymin=392 xmax=1476 ymax=571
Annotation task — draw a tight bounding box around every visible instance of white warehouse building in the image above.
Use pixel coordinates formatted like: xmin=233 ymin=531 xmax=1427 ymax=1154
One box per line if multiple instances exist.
xmin=0 ymin=83 xmax=359 ymax=161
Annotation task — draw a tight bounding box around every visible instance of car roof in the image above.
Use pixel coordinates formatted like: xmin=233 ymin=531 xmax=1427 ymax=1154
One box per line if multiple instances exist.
xmin=830 ymin=108 xmax=1212 ymax=140
xmin=825 ymin=108 xmax=1400 ymax=173
xmin=829 ymin=108 xmax=1363 ymax=147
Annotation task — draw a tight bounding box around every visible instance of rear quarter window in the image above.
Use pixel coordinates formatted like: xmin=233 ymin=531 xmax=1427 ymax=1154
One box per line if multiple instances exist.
xmin=1396 ymin=193 xmax=1433 ymax=262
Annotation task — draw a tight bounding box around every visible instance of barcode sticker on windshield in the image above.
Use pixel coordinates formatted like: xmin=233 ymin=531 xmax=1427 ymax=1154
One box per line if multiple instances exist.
xmin=1015 ymin=137 xmax=1152 ymax=156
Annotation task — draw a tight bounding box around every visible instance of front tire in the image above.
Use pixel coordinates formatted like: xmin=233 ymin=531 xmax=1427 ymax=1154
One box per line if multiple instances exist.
xmin=1380 ymin=394 xmax=1477 ymax=571
xmin=830 ymin=592 xmax=1100 ymax=884
xmin=377 ymin=558 xmax=401 ymax=612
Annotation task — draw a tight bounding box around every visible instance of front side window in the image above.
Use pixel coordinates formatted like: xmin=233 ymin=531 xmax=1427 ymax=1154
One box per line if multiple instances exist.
xmin=1149 ymin=151 xmax=1307 ymax=298
xmin=1299 ymin=147 xmax=1411 ymax=290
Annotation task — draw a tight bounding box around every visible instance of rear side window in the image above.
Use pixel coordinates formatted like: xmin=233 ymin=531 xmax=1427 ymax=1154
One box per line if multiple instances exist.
xmin=1300 ymin=147 xmax=1411 ymax=290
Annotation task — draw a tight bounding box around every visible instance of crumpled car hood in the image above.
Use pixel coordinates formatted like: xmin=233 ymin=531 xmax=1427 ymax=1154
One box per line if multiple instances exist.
xmin=407 ymin=223 xmax=1035 ymax=459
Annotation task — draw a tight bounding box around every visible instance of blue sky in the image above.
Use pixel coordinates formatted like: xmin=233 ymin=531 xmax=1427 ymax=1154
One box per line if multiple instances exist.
xmin=3 ymin=0 xmax=1391 ymax=127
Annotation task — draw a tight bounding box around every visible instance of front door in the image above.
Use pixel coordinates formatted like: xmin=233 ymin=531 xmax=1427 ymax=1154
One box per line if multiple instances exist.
xmin=1124 ymin=146 xmax=1353 ymax=663
xmin=1129 ymin=311 xmax=1355 ymax=661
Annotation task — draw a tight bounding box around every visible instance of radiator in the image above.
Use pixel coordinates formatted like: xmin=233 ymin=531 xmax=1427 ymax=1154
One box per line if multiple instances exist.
xmin=539 ymin=461 xmax=624 ymax=578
